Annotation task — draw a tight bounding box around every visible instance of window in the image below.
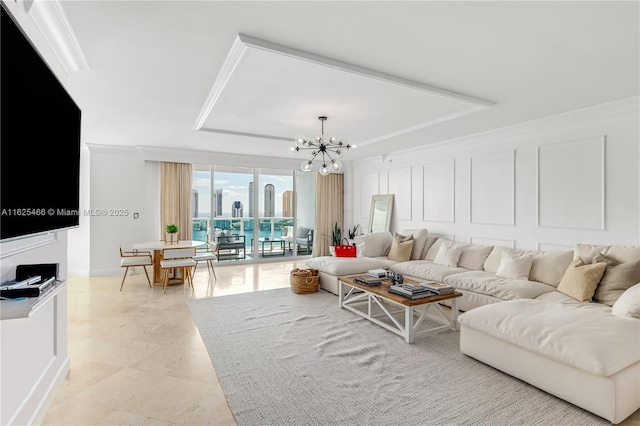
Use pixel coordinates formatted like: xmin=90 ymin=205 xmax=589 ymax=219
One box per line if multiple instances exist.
xmin=192 ymin=165 xmax=314 ymax=261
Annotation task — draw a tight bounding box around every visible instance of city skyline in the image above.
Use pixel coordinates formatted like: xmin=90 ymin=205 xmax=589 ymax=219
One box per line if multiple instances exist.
xmin=192 ymin=170 xmax=293 ymax=218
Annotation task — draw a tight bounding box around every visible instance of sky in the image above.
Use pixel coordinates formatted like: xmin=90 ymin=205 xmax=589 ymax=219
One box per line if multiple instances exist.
xmin=193 ymin=170 xmax=293 ymax=218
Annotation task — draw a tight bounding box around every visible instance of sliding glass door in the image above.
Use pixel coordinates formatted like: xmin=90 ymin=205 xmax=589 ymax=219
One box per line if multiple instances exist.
xmin=192 ymin=164 xmax=315 ymax=262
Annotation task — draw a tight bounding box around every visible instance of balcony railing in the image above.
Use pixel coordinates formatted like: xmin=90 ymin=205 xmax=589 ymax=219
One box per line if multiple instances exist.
xmin=192 ymin=217 xmax=298 ymax=259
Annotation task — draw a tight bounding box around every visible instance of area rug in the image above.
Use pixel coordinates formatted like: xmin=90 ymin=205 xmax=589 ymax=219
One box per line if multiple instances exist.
xmin=187 ymin=288 xmax=608 ymax=426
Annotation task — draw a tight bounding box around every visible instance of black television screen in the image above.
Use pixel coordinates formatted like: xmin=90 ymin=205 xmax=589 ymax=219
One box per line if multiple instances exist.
xmin=1 ymin=5 xmax=82 ymax=242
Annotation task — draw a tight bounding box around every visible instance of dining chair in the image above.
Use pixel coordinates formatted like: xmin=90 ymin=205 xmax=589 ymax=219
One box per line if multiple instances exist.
xmin=193 ymin=240 xmax=218 ymax=280
xmin=119 ymin=246 xmax=153 ymax=291
xmin=160 ymin=247 xmax=197 ymax=294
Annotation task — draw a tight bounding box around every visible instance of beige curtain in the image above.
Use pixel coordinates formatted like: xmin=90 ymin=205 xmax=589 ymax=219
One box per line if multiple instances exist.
xmin=312 ymin=173 xmax=344 ymax=257
xmin=160 ymin=162 xmax=193 ymax=241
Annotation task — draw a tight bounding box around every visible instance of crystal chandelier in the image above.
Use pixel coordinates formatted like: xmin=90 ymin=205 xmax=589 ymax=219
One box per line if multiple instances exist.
xmin=288 ymin=116 xmax=356 ymax=176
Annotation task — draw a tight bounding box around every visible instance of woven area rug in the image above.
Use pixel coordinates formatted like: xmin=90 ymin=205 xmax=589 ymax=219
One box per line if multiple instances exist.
xmin=187 ymin=288 xmax=608 ymax=426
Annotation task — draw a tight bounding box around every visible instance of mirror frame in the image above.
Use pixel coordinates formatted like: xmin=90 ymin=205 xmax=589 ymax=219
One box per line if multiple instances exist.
xmin=368 ymin=194 xmax=394 ymax=234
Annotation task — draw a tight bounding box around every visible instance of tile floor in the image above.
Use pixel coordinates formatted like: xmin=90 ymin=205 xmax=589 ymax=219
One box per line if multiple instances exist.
xmin=42 ymin=259 xmax=307 ymax=426
xmin=42 ymin=260 xmax=640 ymax=426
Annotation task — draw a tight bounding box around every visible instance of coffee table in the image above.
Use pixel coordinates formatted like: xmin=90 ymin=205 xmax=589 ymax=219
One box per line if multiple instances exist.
xmin=338 ymin=275 xmax=462 ymax=343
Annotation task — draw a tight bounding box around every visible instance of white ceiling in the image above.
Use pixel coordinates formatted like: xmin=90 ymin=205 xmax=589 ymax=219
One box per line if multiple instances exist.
xmin=45 ymin=1 xmax=640 ymax=161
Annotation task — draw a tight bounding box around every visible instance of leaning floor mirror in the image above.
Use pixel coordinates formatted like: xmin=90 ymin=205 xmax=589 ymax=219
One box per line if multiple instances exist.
xmin=368 ymin=194 xmax=394 ymax=233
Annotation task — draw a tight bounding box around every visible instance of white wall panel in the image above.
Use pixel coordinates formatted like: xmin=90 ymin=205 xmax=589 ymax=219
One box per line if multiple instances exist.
xmin=360 ymin=172 xmax=380 ymax=219
xmin=470 ymin=236 xmax=515 ymax=248
xmin=389 ymin=167 xmax=412 ymax=221
xmin=423 ymin=160 xmax=455 ymax=222
xmin=538 ymin=242 xmax=573 ymax=251
xmin=470 ymin=150 xmax=515 ymax=225
xmin=538 ymin=137 xmax=605 ymax=230
xmin=430 ymin=233 xmax=455 ymax=241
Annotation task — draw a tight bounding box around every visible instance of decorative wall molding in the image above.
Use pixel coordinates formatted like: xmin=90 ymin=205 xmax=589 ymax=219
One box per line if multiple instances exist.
xmin=365 ymin=96 xmax=637 ymax=161
xmin=361 ymin=172 xmax=380 ymax=219
xmin=537 ymin=242 xmax=574 ymax=251
xmin=470 ymin=150 xmax=516 ymax=226
xmin=470 ymin=236 xmax=515 ymax=249
xmin=389 ymin=167 xmax=412 ymax=221
xmin=0 ymin=233 xmax=57 ymax=259
xmin=537 ymin=136 xmax=606 ymax=231
xmin=423 ymin=160 xmax=455 ymax=223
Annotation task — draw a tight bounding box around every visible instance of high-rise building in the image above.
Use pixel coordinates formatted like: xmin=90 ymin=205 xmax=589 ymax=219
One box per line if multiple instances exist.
xmin=192 ymin=188 xmax=199 ymax=218
xmin=249 ymin=181 xmax=254 ymax=217
xmin=264 ymin=184 xmax=275 ymax=217
xmin=282 ymin=190 xmax=293 ymax=217
xmin=213 ymin=189 xmax=223 ymax=217
xmin=232 ymin=201 xmax=243 ymax=217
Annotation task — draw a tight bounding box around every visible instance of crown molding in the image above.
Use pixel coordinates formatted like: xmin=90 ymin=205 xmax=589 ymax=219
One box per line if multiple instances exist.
xmin=356 ymin=96 xmax=639 ymax=164
xmin=27 ymin=0 xmax=89 ymax=75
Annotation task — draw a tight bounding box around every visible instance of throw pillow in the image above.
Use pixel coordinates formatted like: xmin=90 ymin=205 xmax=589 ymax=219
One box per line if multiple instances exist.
xmin=592 ymin=253 xmax=640 ymax=306
xmin=387 ymin=232 xmax=414 ymax=262
xmin=433 ymin=240 xmax=464 ymax=267
xmin=495 ymin=251 xmax=534 ymax=280
xmin=557 ymin=257 xmax=607 ymax=302
xmin=611 ymin=283 xmax=640 ymax=319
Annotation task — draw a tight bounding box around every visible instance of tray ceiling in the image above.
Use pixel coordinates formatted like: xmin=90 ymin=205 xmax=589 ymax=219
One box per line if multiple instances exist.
xmin=194 ymin=35 xmax=494 ymax=147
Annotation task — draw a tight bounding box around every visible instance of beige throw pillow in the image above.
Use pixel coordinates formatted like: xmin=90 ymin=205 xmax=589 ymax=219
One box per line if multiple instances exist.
xmin=387 ymin=232 xmax=414 ymax=262
xmin=433 ymin=240 xmax=464 ymax=267
xmin=592 ymin=253 xmax=640 ymax=306
xmin=557 ymin=257 xmax=607 ymax=302
xmin=495 ymin=251 xmax=533 ymax=280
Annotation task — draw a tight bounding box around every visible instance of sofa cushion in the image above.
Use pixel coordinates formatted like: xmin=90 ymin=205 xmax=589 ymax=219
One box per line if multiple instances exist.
xmin=612 ymin=283 xmax=640 ymax=319
xmin=484 ymin=247 xmax=573 ymax=287
xmin=575 ymin=244 xmax=640 ymax=264
xmin=592 ymin=254 xmax=640 ymax=306
xmin=425 ymin=238 xmax=463 ymax=261
xmin=398 ymin=228 xmax=429 ymax=260
xmin=433 ymin=240 xmax=464 ymax=267
xmin=444 ymin=271 xmax=556 ymax=301
xmin=557 ymin=258 xmax=607 ymax=302
xmin=305 ymin=256 xmax=396 ymax=276
xmin=458 ymin=298 xmax=640 ymax=376
xmin=458 ymin=244 xmax=493 ymax=271
xmin=496 ymin=251 xmax=533 ymax=280
xmin=388 ymin=232 xmax=414 ymax=262
xmin=529 ymin=250 xmax=573 ymax=287
xmin=483 ymin=247 xmax=533 ymax=274
xmin=390 ymin=260 xmax=467 ymax=283
xmin=353 ymin=231 xmax=392 ymax=257
xmin=422 ymin=236 xmax=439 ymax=259
xmin=297 ymin=227 xmax=310 ymax=238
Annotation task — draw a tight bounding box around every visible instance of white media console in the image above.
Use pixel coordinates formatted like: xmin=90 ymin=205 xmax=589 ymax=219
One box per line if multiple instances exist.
xmin=0 ymin=281 xmax=69 ymax=425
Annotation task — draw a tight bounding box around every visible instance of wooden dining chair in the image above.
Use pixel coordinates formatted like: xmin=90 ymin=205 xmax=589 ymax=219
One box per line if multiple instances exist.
xmin=160 ymin=247 xmax=197 ymax=294
xmin=119 ymin=246 xmax=153 ymax=291
xmin=193 ymin=240 xmax=218 ymax=280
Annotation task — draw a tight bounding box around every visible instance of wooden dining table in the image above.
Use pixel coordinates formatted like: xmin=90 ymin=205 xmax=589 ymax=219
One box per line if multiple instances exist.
xmin=132 ymin=240 xmax=205 ymax=286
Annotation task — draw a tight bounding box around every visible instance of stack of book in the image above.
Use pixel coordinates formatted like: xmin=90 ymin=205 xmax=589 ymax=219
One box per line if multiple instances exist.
xmin=418 ymin=282 xmax=455 ymax=295
xmin=353 ymin=275 xmax=382 ymax=286
xmin=367 ymin=268 xmax=387 ymax=278
xmin=389 ymin=283 xmax=435 ymax=299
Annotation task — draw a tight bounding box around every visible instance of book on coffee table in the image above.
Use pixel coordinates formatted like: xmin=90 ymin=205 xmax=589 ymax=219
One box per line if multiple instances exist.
xmin=353 ymin=275 xmax=382 ymax=286
xmin=389 ymin=286 xmax=435 ymax=299
xmin=367 ymin=268 xmax=387 ymax=278
xmin=419 ymin=282 xmax=454 ymax=294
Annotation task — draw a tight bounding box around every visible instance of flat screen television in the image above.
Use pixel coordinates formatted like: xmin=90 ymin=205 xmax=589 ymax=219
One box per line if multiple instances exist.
xmin=1 ymin=4 xmax=82 ymax=242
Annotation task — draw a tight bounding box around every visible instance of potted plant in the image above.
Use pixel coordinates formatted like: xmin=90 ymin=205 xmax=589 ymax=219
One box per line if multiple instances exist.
xmin=328 ymin=222 xmax=341 ymax=256
xmin=346 ymin=224 xmax=360 ymax=246
xmin=165 ymin=224 xmax=179 ymax=244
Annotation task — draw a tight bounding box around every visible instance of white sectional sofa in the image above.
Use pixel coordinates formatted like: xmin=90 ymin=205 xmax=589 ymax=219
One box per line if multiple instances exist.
xmin=305 ymin=230 xmax=640 ymax=423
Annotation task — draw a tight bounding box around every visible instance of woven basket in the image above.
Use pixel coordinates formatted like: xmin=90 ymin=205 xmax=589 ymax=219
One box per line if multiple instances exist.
xmin=290 ymin=268 xmax=319 ymax=294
